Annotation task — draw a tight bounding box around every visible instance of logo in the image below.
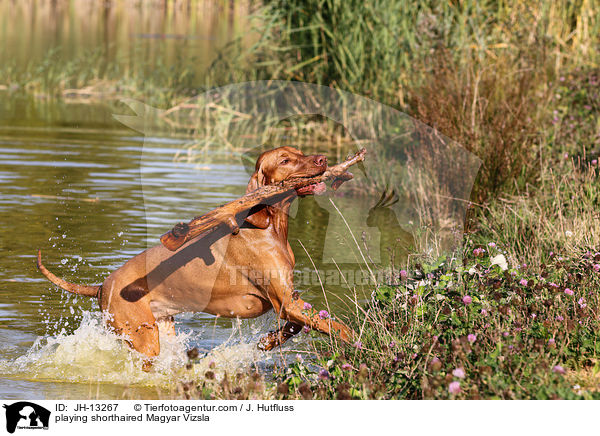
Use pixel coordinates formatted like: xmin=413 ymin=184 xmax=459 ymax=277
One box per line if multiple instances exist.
xmin=2 ymin=402 xmax=50 ymax=434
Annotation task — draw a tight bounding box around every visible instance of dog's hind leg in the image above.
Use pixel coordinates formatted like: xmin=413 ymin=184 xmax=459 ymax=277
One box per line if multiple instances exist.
xmin=109 ymin=305 xmax=161 ymax=371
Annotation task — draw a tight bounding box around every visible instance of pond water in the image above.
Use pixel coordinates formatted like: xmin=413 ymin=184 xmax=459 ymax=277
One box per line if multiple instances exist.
xmin=0 ymin=96 xmax=382 ymax=399
xmin=0 ymin=0 xmax=253 ymax=81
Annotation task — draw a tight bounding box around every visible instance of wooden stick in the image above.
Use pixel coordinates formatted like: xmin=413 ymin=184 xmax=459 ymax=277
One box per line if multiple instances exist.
xmin=160 ymin=148 xmax=367 ymax=251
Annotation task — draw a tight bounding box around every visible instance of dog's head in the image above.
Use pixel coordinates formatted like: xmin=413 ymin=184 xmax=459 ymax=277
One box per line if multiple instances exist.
xmin=245 ymin=146 xmax=327 ymax=228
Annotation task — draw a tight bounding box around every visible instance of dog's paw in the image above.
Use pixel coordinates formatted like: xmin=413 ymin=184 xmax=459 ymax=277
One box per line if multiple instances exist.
xmin=257 ymin=332 xmax=278 ymax=351
xmin=141 ymin=359 xmax=155 ymax=373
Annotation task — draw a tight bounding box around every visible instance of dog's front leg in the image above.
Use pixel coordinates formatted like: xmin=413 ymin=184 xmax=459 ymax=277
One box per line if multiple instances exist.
xmin=283 ymin=297 xmax=355 ymax=343
xmin=266 ymin=279 xmax=355 ymax=344
xmin=257 ymin=321 xmax=303 ymax=351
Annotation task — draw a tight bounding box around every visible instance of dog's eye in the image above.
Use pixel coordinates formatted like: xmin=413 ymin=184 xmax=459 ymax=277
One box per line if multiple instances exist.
xmin=279 ymin=158 xmax=289 ymax=165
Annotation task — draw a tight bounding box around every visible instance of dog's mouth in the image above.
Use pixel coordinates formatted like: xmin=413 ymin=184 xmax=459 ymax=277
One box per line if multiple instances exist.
xmin=296 ymin=181 xmax=327 ymax=196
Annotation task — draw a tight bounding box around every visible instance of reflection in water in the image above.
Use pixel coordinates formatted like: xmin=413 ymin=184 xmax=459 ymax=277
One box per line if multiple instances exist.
xmin=366 ymin=189 xmax=414 ymax=269
xmin=0 ymin=0 xmax=252 ymax=81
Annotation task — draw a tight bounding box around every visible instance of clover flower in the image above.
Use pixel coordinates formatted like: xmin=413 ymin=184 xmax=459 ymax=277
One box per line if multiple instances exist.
xmin=319 ymin=310 xmax=329 ymax=319
xmin=462 ymin=295 xmax=472 ymax=305
xmin=467 ymin=334 xmax=477 ymax=343
xmin=552 ymin=365 xmax=566 ymax=375
xmin=303 ymin=302 xmax=312 ymax=310
xmin=452 ymin=368 xmax=466 ymax=379
xmin=473 ymin=247 xmax=485 ymax=257
xmin=319 ymin=369 xmax=331 ymax=380
xmin=448 ymin=381 xmax=461 ymax=394
xmin=490 ymin=254 xmax=508 ymax=270
xmin=564 ymin=288 xmax=574 ymax=296
xmin=519 ymin=278 xmax=528 ymax=286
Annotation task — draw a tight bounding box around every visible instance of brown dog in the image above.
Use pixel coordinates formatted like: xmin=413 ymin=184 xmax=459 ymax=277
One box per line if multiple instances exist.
xmin=37 ymin=146 xmax=354 ymax=367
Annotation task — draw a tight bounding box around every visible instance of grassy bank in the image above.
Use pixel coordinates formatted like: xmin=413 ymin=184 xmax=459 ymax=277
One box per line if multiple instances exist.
xmin=178 ymin=246 xmax=600 ymax=400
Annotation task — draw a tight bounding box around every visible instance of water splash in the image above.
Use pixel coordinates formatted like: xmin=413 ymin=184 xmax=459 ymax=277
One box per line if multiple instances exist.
xmin=0 ymin=311 xmax=278 ymax=390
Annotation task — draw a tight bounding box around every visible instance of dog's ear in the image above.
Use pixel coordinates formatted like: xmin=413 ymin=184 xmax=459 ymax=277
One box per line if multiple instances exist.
xmin=245 ymin=168 xmax=265 ymax=194
xmin=245 ymin=166 xmax=271 ymax=229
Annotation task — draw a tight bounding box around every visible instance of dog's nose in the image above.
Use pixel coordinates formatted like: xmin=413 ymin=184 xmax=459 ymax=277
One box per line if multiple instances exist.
xmin=314 ymin=155 xmax=327 ymax=167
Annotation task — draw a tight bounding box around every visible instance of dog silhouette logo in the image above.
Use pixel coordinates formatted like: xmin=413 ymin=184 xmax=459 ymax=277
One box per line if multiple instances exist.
xmin=2 ymin=402 xmax=50 ymax=433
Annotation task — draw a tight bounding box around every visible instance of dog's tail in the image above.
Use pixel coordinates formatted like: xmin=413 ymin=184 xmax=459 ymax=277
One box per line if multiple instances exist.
xmin=36 ymin=250 xmax=100 ymax=297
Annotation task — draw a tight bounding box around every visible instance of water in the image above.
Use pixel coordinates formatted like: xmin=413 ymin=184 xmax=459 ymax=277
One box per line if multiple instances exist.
xmin=0 ymin=0 xmax=253 ymax=80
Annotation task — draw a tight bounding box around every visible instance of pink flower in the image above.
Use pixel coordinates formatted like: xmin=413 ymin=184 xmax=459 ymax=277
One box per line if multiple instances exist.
xmin=399 ymin=270 xmax=408 ymax=280
xmin=462 ymin=295 xmax=472 ymax=305
xmin=594 ymin=264 xmax=600 ymax=272
xmin=319 ymin=310 xmax=329 ymax=319
xmin=556 ymin=315 xmax=564 ymax=321
xmin=564 ymin=288 xmax=574 ymax=296
xmin=452 ymin=368 xmax=466 ymax=379
xmin=303 ymin=325 xmax=311 ymax=333
xmin=578 ymin=297 xmax=587 ymax=308
xmin=552 ymin=365 xmax=566 ymax=375
xmin=318 ymin=369 xmax=331 ymax=379
xmin=467 ymin=334 xmax=477 ymax=343
xmin=548 ymin=338 xmax=556 ymax=346
xmin=448 ymin=381 xmax=461 ymax=394
xmin=502 ymin=332 xmax=509 ymax=337
xmin=481 ymin=309 xmax=488 ymax=316
xmin=519 ymin=278 xmax=528 ymax=286
xmin=353 ymin=341 xmax=362 ymax=349
xmin=473 ymin=248 xmax=485 ymax=257
xmin=549 ymin=282 xmax=559 ymax=288
xmin=303 ymin=302 xmax=313 ymax=310
xmin=487 ymin=242 xmax=496 ymax=248
xmin=341 ymin=363 xmax=352 ymax=371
